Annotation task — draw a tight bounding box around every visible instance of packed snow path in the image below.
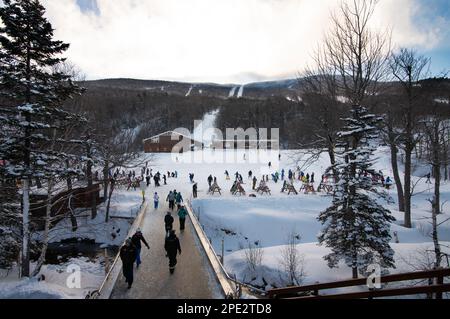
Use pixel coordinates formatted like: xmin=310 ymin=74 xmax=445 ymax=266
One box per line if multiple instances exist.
xmin=110 ymin=202 xmax=221 ymax=299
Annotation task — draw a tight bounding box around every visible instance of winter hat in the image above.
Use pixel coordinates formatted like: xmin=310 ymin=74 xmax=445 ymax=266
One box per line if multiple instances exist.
xmin=136 ymin=228 xmax=142 ymax=233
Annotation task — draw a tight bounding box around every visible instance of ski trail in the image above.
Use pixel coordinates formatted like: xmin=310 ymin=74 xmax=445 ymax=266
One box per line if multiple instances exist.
xmin=237 ymin=85 xmax=245 ymax=98
xmin=228 ymin=86 xmax=237 ymax=98
xmin=185 ymin=86 xmax=193 ymax=97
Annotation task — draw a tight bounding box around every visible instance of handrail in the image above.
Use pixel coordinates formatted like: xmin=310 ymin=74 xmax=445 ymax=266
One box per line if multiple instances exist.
xmin=268 ymin=268 xmax=450 ymax=299
xmin=186 ymin=200 xmax=266 ymax=298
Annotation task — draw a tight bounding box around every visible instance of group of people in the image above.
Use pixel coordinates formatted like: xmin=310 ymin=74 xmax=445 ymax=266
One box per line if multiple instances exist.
xmin=119 ymin=229 xmax=150 ymax=289
xmin=119 ymin=191 xmax=188 ymax=289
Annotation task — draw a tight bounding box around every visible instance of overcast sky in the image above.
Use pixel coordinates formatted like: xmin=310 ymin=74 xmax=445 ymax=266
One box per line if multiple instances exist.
xmin=38 ymin=0 xmax=450 ymax=84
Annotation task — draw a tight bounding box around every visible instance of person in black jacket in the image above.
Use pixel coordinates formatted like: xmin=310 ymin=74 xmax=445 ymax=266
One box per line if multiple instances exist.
xmin=192 ymin=183 xmax=198 ymax=198
xmin=120 ymin=239 xmax=137 ymax=289
xmin=164 ymin=230 xmax=182 ymax=274
xmin=164 ymin=211 xmax=174 ymax=235
xmin=131 ymin=229 xmax=150 ymax=268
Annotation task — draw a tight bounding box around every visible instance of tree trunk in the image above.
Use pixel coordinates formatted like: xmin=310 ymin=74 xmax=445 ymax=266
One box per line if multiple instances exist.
xmin=105 ymin=181 xmax=115 ymax=223
xmin=404 ymin=147 xmax=412 ymax=228
xmin=65 ymin=159 xmax=72 ymax=190
xmin=387 ymin=115 xmax=405 ymax=212
xmin=32 ymin=179 xmax=53 ymax=277
xmin=103 ymin=162 xmax=109 ymax=201
xmin=86 ymin=143 xmax=96 ymax=219
xmin=21 ymin=179 xmax=30 ymax=277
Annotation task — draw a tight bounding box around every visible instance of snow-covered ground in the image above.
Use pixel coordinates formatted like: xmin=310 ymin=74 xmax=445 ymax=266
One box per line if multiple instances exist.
xmin=137 ymin=147 xmax=450 ymax=294
xmin=2 ymin=145 xmax=450 ymax=298
xmin=0 ymin=189 xmax=143 ymax=299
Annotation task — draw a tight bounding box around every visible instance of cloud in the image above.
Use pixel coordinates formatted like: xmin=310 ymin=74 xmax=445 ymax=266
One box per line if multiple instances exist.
xmin=39 ymin=0 xmax=449 ymax=83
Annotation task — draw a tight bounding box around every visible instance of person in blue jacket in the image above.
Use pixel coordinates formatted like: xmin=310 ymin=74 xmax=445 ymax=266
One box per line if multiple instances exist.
xmin=177 ymin=205 xmax=188 ymax=231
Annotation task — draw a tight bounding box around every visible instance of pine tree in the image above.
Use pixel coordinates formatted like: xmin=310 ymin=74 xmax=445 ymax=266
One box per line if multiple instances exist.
xmin=0 ymin=0 xmax=85 ymax=277
xmin=318 ymin=105 xmax=396 ymax=279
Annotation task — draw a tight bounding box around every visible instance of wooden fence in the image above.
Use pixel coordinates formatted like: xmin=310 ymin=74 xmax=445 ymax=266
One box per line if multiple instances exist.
xmin=268 ymin=268 xmax=450 ymax=299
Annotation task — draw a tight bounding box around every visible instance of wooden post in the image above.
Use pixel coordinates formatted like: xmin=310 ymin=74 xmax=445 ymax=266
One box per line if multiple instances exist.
xmin=436 ymin=274 xmax=443 ymax=300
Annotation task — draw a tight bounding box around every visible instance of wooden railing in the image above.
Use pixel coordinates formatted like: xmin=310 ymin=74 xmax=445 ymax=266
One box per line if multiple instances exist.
xmin=268 ymin=268 xmax=450 ymax=299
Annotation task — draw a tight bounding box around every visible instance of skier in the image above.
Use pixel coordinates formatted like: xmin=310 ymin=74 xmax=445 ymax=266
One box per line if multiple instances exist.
xmin=207 ymin=175 xmax=213 ymax=188
xmin=131 ymin=229 xmax=150 ymax=268
xmin=385 ymin=176 xmax=393 ymax=189
xmin=166 ymin=191 xmax=175 ymax=210
xmin=120 ymin=238 xmax=137 ymax=289
xmin=163 ymin=174 xmax=167 ymax=185
xmin=193 ymin=182 xmax=198 ymax=199
xmin=177 ymin=205 xmax=188 ymax=231
xmin=164 ymin=230 xmax=182 ymax=274
xmin=426 ymin=173 xmax=432 ymax=184
xmin=252 ymin=176 xmax=257 ymax=190
xmin=281 ymin=169 xmax=285 ymax=180
xmin=164 ymin=211 xmax=174 ymax=235
xmin=153 ymin=192 xmax=160 ymax=209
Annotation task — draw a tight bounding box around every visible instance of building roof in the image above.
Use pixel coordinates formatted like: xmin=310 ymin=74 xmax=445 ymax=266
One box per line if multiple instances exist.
xmin=143 ymin=131 xmax=203 ymax=144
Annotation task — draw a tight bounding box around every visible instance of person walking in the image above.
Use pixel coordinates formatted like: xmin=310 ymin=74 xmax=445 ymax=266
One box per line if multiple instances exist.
xmin=164 ymin=230 xmax=182 ymax=274
xmin=252 ymin=176 xmax=257 ymax=190
xmin=175 ymin=191 xmax=184 ymax=209
xmin=153 ymin=192 xmax=160 ymax=209
xmin=177 ymin=205 xmax=188 ymax=231
xmin=207 ymin=175 xmax=213 ymax=188
xmin=131 ymin=229 xmax=150 ymax=268
xmin=146 ymin=174 xmax=151 ymax=187
xmin=164 ymin=211 xmax=174 ymax=235
xmin=426 ymin=172 xmax=432 ymax=184
xmin=120 ymin=239 xmax=137 ymax=289
xmin=166 ymin=191 xmax=175 ymax=210
xmin=193 ymin=182 xmax=198 ymax=199
xmin=139 ymin=178 xmax=147 ymax=202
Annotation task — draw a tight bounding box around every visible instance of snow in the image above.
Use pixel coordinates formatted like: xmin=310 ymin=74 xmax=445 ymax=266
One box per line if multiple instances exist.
xmin=435 ymin=98 xmax=450 ymax=104
xmin=185 ymin=86 xmax=193 ymax=97
xmin=33 ymin=191 xmax=142 ymax=246
xmin=193 ymin=109 xmax=220 ymax=146
xmin=237 ymin=85 xmax=245 ymax=98
xmin=136 ymin=147 xmax=450 ymax=292
xmin=1 ymin=188 xmax=143 ymax=299
xmin=228 ymin=86 xmax=238 ymax=98
xmin=3 ymin=146 xmax=450 ymax=298
xmin=0 ymin=256 xmax=105 ymax=299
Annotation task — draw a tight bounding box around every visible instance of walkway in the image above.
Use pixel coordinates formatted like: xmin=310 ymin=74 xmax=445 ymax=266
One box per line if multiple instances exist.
xmin=110 ymin=201 xmax=222 ymax=299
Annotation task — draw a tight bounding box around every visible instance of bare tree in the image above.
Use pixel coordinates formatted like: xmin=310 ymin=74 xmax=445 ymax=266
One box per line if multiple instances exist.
xmin=389 ymin=49 xmax=430 ymax=228
xmin=244 ymin=241 xmax=264 ymax=274
xmin=299 ymin=0 xmax=391 ymax=179
xmin=279 ymin=232 xmax=306 ymax=286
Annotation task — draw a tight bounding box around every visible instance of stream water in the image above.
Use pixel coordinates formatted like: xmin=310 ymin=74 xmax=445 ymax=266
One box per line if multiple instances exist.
xmin=41 ymin=239 xmax=119 ymax=265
